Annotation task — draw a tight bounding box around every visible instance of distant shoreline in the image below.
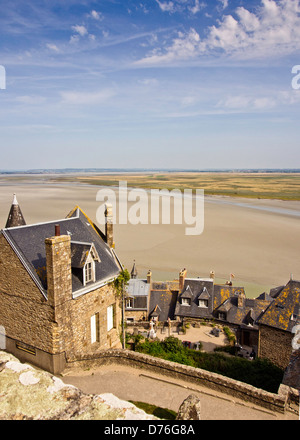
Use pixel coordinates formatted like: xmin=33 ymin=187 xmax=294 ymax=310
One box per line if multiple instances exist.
xmin=1 ymin=170 xmax=300 ymax=201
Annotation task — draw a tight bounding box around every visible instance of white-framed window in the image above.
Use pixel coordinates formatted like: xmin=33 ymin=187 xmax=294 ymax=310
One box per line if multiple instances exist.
xmin=199 ymin=299 xmax=208 ymax=308
xmin=107 ymin=304 xmax=115 ymax=332
xmin=126 ymin=298 xmax=133 ymax=309
xmin=182 ymin=298 xmax=191 ymax=306
xmin=91 ymin=313 xmax=99 ymax=344
xmin=84 ymin=259 xmax=95 ymax=285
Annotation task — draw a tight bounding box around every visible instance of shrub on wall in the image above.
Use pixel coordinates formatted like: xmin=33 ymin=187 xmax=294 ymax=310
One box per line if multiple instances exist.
xmin=135 ymin=336 xmax=283 ymax=393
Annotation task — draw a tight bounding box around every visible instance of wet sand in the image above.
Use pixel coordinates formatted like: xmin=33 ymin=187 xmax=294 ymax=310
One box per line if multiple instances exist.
xmin=0 ymin=176 xmax=299 ymax=298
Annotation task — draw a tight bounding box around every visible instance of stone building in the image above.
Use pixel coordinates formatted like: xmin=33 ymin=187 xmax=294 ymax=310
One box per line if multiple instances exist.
xmin=257 ymin=279 xmax=300 ymax=369
xmin=125 ymin=264 xmax=300 ymax=367
xmin=0 ymin=196 xmax=122 ymax=374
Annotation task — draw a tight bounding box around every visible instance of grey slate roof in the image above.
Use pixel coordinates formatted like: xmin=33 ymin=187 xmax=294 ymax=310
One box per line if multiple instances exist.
xmin=126 ymin=279 xmax=150 ymax=297
xmin=175 ymin=278 xmax=214 ymax=319
xmin=1 ymin=206 xmax=121 ymax=298
xmin=149 ymin=289 xmax=178 ymax=321
xmin=256 ymin=280 xmax=300 ymax=332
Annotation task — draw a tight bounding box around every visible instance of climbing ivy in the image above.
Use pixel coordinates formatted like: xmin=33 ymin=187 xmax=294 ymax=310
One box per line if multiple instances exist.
xmin=114 ymin=269 xmax=130 ymax=297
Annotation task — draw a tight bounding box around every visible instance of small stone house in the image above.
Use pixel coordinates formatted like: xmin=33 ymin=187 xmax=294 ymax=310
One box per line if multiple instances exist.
xmin=257 ymin=279 xmax=300 ymax=369
xmin=0 ymin=196 xmax=122 ymax=374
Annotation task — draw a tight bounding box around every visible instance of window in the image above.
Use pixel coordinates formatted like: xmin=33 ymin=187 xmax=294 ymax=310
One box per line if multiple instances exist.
xmin=107 ymin=304 xmax=115 ymax=332
xmin=199 ymin=299 xmax=208 ymax=308
xmin=91 ymin=313 xmax=99 ymax=343
xmin=182 ymin=298 xmax=191 ymax=306
xmin=218 ymin=312 xmax=226 ymax=320
xmin=84 ymin=261 xmax=94 ymax=284
xmin=126 ymin=298 xmax=133 ymax=309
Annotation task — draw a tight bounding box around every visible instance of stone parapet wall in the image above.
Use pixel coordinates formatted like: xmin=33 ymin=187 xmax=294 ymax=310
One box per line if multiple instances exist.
xmin=66 ymin=349 xmax=291 ymax=413
xmin=259 ymin=324 xmax=292 ymax=370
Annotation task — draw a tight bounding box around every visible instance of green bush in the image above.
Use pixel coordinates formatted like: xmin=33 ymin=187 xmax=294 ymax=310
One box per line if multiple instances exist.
xmin=135 ymin=336 xmax=283 ymax=393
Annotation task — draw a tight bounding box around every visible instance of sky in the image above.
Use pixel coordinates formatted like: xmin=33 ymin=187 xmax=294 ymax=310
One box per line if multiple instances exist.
xmin=0 ymin=0 xmax=300 ymax=170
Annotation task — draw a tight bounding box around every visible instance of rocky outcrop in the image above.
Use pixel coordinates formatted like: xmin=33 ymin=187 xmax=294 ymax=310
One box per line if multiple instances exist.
xmin=0 ymin=351 xmax=156 ymax=420
xmin=176 ymin=394 xmax=201 ymax=420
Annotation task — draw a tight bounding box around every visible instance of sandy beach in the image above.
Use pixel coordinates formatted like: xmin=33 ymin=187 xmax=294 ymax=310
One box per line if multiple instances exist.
xmin=0 ymin=175 xmax=299 ymax=298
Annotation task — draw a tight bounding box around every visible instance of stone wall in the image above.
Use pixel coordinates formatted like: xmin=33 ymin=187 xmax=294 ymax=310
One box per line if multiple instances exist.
xmin=0 ymin=234 xmax=54 ymax=353
xmin=259 ymin=324 xmax=293 ymax=369
xmin=66 ymin=349 xmax=292 ymax=413
xmin=67 ymin=283 xmax=122 ymax=362
xmin=0 ymin=233 xmax=121 ymax=374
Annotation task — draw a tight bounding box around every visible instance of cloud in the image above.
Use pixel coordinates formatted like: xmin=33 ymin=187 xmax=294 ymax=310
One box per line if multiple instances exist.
xmin=61 ymin=89 xmax=115 ymax=105
xmin=46 ymin=43 xmax=59 ymax=52
xmin=189 ymin=1 xmax=206 ymax=15
xmin=89 ymin=10 xmax=103 ymax=21
xmin=218 ymin=0 xmax=228 ymax=10
xmin=71 ymin=25 xmax=88 ymax=37
xmin=137 ymin=0 xmax=300 ymax=65
xmin=156 ymin=1 xmax=175 ymax=13
xmin=155 ymin=0 xmax=206 ymax=14
xmin=135 ymin=28 xmax=200 ymax=65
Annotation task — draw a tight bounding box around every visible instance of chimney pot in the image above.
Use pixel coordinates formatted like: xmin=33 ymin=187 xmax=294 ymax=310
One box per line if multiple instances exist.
xmin=55 ymin=224 xmax=60 ymax=236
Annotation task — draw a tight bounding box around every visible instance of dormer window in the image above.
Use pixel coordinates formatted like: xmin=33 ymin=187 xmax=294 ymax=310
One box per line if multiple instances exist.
xmin=199 ymin=299 xmax=208 ymax=308
xmin=180 ymin=284 xmax=193 ymax=306
xmin=198 ymin=286 xmax=210 ymax=308
xmin=84 ymin=260 xmax=95 ymax=285
xmin=182 ymin=298 xmax=191 ymax=306
xmin=71 ymin=241 xmax=100 ymax=287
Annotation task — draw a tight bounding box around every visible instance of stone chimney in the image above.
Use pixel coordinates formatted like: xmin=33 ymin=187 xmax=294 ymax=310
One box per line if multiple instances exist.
xmin=45 ymin=230 xmax=74 ymax=365
xmin=237 ymin=290 xmax=245 ymax=308
xmin=179 ymin=268 xmax=187 ymax=291
xmin=147 ymin=269 xmax=152 ymax=284
xmin=45 ymin=232 xmax=72 ymax=313
xmin=105 ymin=203 xmax=114 ymax=248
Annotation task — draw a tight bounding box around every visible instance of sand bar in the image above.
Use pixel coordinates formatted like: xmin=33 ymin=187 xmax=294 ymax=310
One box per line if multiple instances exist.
xmin=0 ymin=175 xmax=299 ymax=298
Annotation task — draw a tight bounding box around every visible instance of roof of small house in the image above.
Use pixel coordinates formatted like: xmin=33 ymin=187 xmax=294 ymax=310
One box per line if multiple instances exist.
xmin=1 ymin=206 xmax=121 ymax=298
xmin=126 ymin=278 xmax=150 ymax=297
xmin=149 ymin=287 xmax=178 ymax=321
xmin=257 ymin=280 xmax=300 ymax=332
xmin=214 ymin=295 xmax=271 ymax=329
xmin=174 ymin=278 xmax=214 ymax=319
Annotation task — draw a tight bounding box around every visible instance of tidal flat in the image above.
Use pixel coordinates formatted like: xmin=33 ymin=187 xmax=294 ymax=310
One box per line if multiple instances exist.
xmin=0 ymin=172 xmax=299 ymax=298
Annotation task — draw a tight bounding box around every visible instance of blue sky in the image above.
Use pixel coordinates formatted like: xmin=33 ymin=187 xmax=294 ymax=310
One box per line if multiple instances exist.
xmin=0 ymin=0 xmax=300 ymax=170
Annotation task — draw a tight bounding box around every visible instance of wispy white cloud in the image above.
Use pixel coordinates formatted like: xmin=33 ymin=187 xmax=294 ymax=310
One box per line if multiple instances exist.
xmin=46 ymin=43 xmax=60 ymax=52
xmin=71 ymin=24 xmax=88 ymax=37
xmin=156 ymin=1 xmax=175 ymax=13
xmin=155 ymin=0 xmax=206 ymax=14
xmin=60 ymin=89 xmax=116 ymax=105
xmin=189 ymin=0 xmax=206 ymax=15
xmin=89 ymin=10 xmax=103 ymax=21
xmin=217 ymin=0 xmax=228 ymax=11
xmin=137 ymin=0 xmax=300 ymax=65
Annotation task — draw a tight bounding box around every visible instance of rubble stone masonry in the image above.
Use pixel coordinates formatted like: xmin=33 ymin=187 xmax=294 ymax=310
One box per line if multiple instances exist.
xmin=259 ymin=324 xmax=293 ymax=369
xmin=0 ymin=233 xmax=121 ymax=374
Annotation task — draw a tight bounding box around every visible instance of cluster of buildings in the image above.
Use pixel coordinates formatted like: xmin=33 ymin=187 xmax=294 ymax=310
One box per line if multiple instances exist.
xmin=0 ymin=195 xmax=299 ymax=392
xmin=127 ymin=264 xmax=300 ymax=371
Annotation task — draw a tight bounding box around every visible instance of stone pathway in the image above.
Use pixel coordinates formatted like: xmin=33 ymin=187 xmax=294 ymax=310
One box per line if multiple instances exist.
xmin=62 ymin=364 xmax=299 ymax=421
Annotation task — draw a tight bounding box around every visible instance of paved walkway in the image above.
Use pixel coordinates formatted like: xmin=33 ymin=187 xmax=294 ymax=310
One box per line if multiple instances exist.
xmin=61 ymin=364 xmax=298 ymax=421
